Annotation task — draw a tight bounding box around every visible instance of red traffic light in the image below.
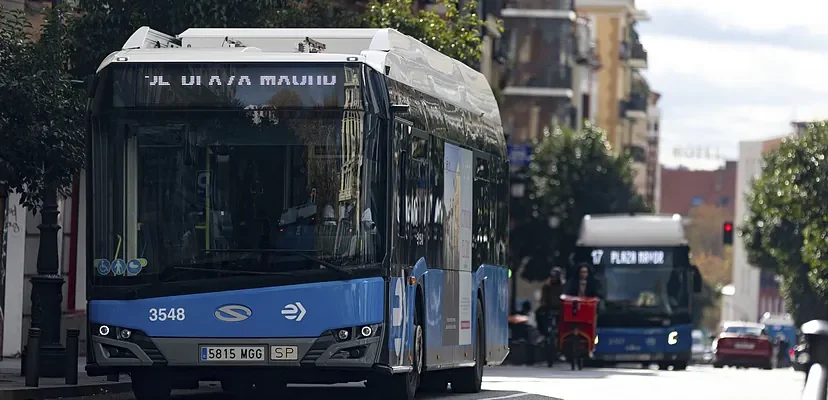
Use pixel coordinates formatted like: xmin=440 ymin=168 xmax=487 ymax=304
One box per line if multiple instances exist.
xmin=724 ymin=222 xmax=733 ymax=232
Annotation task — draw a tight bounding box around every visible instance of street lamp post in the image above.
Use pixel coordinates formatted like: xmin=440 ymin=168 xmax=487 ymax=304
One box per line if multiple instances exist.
xmin=29 ymin=188 xmax=66 ymax=377
xmin=23 ymin=0 xmax=69 ymax=379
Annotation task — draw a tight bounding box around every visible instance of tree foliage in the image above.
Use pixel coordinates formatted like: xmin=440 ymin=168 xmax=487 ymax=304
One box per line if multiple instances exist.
xmin=363 ymin=0 xmax=486 ymax=67
xmin=511 ymin=123 xmax=649 ymax=281
xmin=0 ymin=6 xmax=85 ymax=211
xmin=741 ymin=122 xmax=828 ymax=325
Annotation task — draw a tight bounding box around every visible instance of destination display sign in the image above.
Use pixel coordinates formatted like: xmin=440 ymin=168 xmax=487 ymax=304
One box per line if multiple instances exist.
xmin=590 ymin=249 xmax=671 ymax=265
xmin=110 ymin=63 xmax=351 ymax=109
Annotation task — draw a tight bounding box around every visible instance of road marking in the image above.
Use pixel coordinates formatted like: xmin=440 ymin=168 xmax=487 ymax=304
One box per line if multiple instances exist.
xmin=482 ymin=393 xmax=531 ymax=400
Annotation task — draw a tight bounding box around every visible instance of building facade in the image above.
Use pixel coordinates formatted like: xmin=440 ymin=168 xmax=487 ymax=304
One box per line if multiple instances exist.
xmin=659 ymin=161 xmax=737 ymax=217
xmin=646 ymin=90 xmax=661 ymax=210
xmin=725 ymin=137 xmax=787 ymax=323
xmin=575 ymin=0 xmax=648 ymax=150
xmin=500 ymin=0 xmax=578 ymax=144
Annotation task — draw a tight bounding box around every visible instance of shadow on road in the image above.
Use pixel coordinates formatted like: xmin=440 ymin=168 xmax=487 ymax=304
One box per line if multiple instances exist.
xmin=161 ymin=385 xmax=553 ymax=400
xmin=486 ymin=365 xmax=658 ymax=380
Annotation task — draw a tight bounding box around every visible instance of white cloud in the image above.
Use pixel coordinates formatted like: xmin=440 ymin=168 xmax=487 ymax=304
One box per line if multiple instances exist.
xmin=641 ymin=35 xmax=828 ymax=94
xmin=638 ymin=33 xmax=828 ymax=170
xmin=636 ymin=0 xmax=828 ymax=37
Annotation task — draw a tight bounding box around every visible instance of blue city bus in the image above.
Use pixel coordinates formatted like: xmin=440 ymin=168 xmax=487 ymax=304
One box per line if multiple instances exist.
xmin=572 ymin=214 xmax=702 ymax=370
xmin=85 ymin=27 xmax=510 ymax=400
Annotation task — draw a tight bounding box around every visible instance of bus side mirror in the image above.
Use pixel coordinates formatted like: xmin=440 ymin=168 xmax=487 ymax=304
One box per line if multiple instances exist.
xmin=692 ymin=265 xmax=702 ymax=293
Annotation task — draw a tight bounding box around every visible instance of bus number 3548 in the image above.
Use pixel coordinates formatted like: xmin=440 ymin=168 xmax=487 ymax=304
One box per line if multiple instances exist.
xmin=149 ymin=308 xmax=186 ymax=321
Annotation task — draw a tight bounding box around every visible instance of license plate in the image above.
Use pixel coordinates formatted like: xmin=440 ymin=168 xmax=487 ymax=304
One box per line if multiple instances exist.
xmin=734 ymin=342 xmax=755 ymax=350
xmin=615 ymin=354 xmax=651 ymax=361
xmin=199 ymin=346 xmax=265 ymax=362
xmin=270 ymin=345 xmax=299 ymax=361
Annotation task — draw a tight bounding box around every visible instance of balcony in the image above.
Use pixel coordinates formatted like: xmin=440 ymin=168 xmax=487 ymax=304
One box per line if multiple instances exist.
xmin=501 ymin=0 xmax=576 ymax=20
xmin=503 ymin=66 xmax=573 ymax=98
xmin=628 ymin=41 xmax=647 ymax=69
xmin=620 ymin=93 xmax=647 ymax=119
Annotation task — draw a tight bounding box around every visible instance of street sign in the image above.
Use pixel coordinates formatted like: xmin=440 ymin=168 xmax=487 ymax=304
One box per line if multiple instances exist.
xmin=507 ymin=144 xmax=532 ymax=168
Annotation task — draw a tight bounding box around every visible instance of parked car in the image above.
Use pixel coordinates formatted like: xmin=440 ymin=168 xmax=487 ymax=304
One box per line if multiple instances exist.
xmin=712 ymin=321 xmax=776 ymax=369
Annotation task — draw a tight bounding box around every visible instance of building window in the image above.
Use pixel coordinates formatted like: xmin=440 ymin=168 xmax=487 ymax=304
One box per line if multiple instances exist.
xmin=690 ymin=196 xmax=703 ymax=207
xmin=717 ymin=197 xmax=730 ymax=207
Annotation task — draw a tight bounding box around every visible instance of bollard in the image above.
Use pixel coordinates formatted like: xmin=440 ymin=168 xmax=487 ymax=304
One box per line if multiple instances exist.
xmin=107 ymin=373 xmax=119 ymax=382
xmin=24 ymin=328 xmax=41 ymax=387
xmin=65 ymin=329 xmax=79 ymax=385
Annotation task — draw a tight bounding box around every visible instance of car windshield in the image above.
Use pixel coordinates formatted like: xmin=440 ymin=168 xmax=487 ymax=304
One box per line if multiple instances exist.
xmin=725 ymin=326 xmax=764 ymax=336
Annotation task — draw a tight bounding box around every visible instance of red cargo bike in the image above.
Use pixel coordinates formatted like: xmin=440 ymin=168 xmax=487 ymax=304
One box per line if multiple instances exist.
xmin=558 ymin=295 xmax=599 ymax=370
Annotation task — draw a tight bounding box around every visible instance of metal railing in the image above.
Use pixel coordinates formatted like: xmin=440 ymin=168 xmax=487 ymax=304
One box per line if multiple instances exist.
xmin=503 ymin=0 xmax=574 ymax=10
xmin=506 ymin=65 xmax=573 ymax=89
xmin=631 ymin=41 xmax=647 ymax=62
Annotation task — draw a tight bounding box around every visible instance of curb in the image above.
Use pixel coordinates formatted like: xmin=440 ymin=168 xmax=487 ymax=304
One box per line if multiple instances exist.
xmin=0 ymin=381 xmax=132 ymax=400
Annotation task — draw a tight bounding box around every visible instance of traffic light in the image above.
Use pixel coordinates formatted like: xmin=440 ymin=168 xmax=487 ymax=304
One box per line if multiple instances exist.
xmin=723 ymin=221 xmax=734 ymax=245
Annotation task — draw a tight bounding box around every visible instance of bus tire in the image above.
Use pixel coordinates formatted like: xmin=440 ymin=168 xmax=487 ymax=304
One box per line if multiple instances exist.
xmin=673 ymin=362 xmax=688 ymax=371
xmin=451 ymin=298 xmax=484 ymax=393
xmin=131 ymin=371 xmax=171 ymax=400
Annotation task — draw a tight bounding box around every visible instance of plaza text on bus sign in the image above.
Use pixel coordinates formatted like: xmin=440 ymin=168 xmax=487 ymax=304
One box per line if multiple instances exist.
xmin=590 ymin=249 xmax=666 ymax=265
xmin=144 ymin=74 xmax=338 ymax=87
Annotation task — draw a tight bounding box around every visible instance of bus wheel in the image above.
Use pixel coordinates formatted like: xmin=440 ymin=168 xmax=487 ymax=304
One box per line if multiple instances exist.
xmin=452 ymin=298 xmax=484 ymax=393
xmin=131 ymin=371 xmax=172 ymax=400
xmin=673 ymin=362 xmax=688 ymax=371
xmin=385 ymin=308 xmax=423 ymax=400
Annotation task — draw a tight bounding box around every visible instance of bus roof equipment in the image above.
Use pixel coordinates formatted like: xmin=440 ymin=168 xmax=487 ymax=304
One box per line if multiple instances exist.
xmin=108 ymin=27 xmax=501 ymax=134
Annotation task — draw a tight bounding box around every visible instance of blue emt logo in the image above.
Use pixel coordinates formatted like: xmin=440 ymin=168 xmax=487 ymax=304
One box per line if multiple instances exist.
xmin=214 ymin=305 xmax=252 ymax=322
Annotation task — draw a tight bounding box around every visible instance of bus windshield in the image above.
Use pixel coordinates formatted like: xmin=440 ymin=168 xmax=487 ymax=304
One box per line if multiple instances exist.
xmin=88 ymin=63 xmax=387 ymax=288
xmin=588 ymin=248 xmax=690 ymax=315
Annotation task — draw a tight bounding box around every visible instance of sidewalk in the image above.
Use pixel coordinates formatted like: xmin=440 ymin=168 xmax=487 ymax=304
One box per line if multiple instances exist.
xmin=0 ymin=357 xmax=132 ymax=400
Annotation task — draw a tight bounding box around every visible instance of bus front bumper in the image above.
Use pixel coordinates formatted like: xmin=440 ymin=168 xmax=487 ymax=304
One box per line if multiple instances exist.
xmin=592 ymin=350 xmax=691 ymax=362
xmin=86 ymin=324 xmax=385 ymax=373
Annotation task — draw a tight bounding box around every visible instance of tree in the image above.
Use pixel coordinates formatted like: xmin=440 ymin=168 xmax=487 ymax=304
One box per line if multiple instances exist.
xmin=0 ymin=6 xmax=85 ymax=211
xmin=741 ymin=122 xmax=828 ymax=326
xmin=511 ymin=123 xmax=649 ymax=281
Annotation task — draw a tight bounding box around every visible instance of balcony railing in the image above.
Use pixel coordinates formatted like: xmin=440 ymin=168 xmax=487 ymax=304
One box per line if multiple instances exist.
xmin=503 ymin=0 xmax=574 ymax=10
xmin=619 ymin=93 xmax=648 ymax=117
xmin=506 ymin=65 xmax=573 ymax=90
xmin=631 ymin=41 xmax=647 ymax=62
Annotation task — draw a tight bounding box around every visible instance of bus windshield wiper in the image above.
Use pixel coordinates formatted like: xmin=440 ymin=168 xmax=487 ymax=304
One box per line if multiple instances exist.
xmin=209 ymin=249 xmax=352 ymax=277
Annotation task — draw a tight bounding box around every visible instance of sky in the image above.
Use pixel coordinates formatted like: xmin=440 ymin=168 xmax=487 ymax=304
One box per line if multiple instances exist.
xmin=635 ymin=0 xmax=828 ymax=170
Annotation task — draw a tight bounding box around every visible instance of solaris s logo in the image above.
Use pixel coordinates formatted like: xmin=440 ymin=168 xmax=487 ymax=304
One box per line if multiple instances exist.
xmin=214 ymin=304 xmax=252 ymax=322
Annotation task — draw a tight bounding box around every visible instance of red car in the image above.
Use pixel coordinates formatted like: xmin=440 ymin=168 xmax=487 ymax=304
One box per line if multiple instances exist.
xmin=713 ymin=322 xmax=776 ymax=369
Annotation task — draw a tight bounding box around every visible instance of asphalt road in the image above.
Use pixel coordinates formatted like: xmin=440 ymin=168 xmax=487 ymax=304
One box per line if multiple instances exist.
xmin=60 ymin=364 xmax=807 ymax=400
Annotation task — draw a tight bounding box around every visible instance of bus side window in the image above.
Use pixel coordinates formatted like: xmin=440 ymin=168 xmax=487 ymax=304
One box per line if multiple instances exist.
xmin=396 ymin=120 xmax=410 ymax=238
xmin=473 ymin=156 xmax=490 ymax=270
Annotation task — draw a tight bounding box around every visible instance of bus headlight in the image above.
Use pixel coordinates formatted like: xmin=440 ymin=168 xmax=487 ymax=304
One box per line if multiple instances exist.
xmin=98 ymin=325 xmax=110 ymax=336
xmin=668 ymin=331 xmax=678 ymax=345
